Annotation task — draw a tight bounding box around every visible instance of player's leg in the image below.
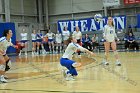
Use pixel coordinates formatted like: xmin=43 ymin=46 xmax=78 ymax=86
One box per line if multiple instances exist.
xmin=32 ymin=41 xmax=36 ymax=55
xmin=3 ymin=55 xmax=11 ymax=71
xmin=58 ymin=43 xmax=61 ymax=53
xmin=111 ymin=41 xmax=121 ymax=66
xmin=36 ymin=41 xmax=40 ymax=55
xmin=104 ymin=42 xmax=110 ymax=65
xmin=51 ymin=41 xmax=54 ymax=53
xmin=24 ymin=42 xmax=28 ymax=55
xmin=19 ymin=42 xmax=24 ymax=56
xmin=0 ymin=55 xmax=7 ymax=83
xmin=60 ymin=58 xmax=79 ymax=80
xmin=48 ymin=41 xmax=51 ymax=53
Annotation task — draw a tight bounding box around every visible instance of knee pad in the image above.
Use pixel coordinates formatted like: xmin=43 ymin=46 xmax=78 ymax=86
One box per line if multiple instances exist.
xmin=0 ymin=65 xmax=5 ymax=71
xmin=114 ymin=51 xmax=118 ymax=55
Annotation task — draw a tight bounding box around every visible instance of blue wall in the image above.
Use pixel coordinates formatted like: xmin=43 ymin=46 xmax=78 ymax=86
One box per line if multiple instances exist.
xmin=0 ymin=23 xmax=16 ymax=54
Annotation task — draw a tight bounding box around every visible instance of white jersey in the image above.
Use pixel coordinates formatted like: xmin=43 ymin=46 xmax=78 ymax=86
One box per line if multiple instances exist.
xmin=62 ymin=30 xmax=70 ymax=40
xmin=62 ymin=42 xmax=85 ymax=59
xmin=0 ymin=37 xmax=13 ymax=53
xmin=46 ymin=32 xmax=55 ymax=39
xmin=31 ymin=33 xmax=36 ymax=40
xmin=72 ymin=31 xmax=82 ymax=40
xmin=103 ymin=25 xmax=117 ymax=42
xmin=55 ymin=33 xmax=62 ymax=43
xmin=36 ymin=33 xmax=43 ymax=39
xmin=21 ymin=33 xmax=28 ymax=40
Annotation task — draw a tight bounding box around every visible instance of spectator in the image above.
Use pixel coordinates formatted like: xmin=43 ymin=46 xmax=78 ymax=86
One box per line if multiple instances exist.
xmin=91 ymin=34 xmax=99 ymax=50
xmin=126 ymin=32 xmax=139 ymax=51
xmin=83 ymin=34 xmax=92 ymax=51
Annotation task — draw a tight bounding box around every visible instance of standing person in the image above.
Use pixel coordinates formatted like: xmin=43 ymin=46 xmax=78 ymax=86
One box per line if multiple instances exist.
xmin=91 ymin=34 xmax=99 ymax=50
xmin=62 ymin=27 xmax=70 ymax=51
xmin=103 ymin=16 xmax=121 ymax=66
xmin=36 ymin=30 xmax=43 ymax=55
xmin=0 ymin=29 xmax=17 ymax=83
xmin=45 ymin=30 xmax=55 ymax=53
xmin=31 ymin=30 xmax=37 ymax=55
xmin=60 ymin=37 xmax=96 ymax=81
xmin=72 ymin=26 xmax=82 ymax=57
xmin=55 ymin=31 xmax=62 ymax=53
xmin=19 ymin=28 xmax=28 ymax=56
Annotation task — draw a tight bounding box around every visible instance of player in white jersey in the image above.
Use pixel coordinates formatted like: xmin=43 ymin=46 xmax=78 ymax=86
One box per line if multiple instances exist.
xmin=36 ymin=30 xmax=43 ymax=55
xmin=55 ymin=31 xmax=62 ymax=53
xmin=72 ymin=26 xmax=82 ymax=57
xmin=0 ymin=29 xmax=17 ymax=83
xmin=19 ymin=29 xmax=28 ymax=56
xmin=62 ymin=27 xmax=70 ymax=51
xmin=60 ymin=37 xmax=96 ymax=81
xmin=31 ymin=30 xmax=37 ymax=55
xmin=45 ymin=30 xmax=55 ymax=53
xmin=103 ymin=17 xmax=121 ymax=66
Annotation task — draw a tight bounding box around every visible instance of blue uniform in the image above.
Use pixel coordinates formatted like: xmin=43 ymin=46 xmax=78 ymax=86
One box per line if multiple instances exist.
xmin=60 ymin=42 xmax=85 ymax=76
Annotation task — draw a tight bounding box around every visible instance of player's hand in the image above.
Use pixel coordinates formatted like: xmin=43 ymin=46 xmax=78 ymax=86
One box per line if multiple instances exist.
xmin=90 ymin=52 xmax=96 ymax=56
xmin=13 ymin=45 xmax=18 ymax=49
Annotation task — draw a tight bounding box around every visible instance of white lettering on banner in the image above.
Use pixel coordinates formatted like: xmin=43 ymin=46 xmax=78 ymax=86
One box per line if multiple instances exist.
xmin=70 ymin=21 xmax=79 ymax=32
xmin=59 ymin=22 xmax=69 ymax=31
xmin=80 ymin=20 xmax=88 ymax=32
xmin=58 ymin=16 xmax=126 ymax=32
xmin=89 ymin=19 xmax=97 ymax=31
xmin=115 ymin=17 xmax=125 ymax=29
xmin=99 ymin=18 xmax=106 ymax=30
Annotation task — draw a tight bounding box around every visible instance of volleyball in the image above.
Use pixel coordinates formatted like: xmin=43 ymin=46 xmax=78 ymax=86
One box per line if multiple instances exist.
xmin=94 ymin=14 xmax=103 ymax=22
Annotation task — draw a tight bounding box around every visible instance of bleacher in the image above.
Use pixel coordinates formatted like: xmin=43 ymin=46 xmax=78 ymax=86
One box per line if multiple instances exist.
xmin=83 ymin=31 xmax=140 ymax=52
xmin=97 ymin=31 xmax=140 ymax=52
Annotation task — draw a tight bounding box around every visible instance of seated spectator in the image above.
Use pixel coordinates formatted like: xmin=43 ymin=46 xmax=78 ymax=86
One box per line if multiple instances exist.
xmin=91 ymin=34 xmax=99 ymax=50
xmin=83 ymin=34 xmax=92 ymax=51
xmin=126 ymin=33 xmax=139 ymax=51
xmin=124 ymin=32 xmax=129 ymax=50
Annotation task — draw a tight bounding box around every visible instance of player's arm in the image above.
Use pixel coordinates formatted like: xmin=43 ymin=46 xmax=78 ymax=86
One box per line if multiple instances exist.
xmin=77 ymin=45 xmax=96 ymax=56
xmin=0 ymin=49 xmax=4 ymax=55
xmin=113 ymin=28 xmax=119 ymax=41
xmin=103 ymin=26 xmax=107 ymax=40
xmin=80 ymin=32 xmax=82 ymax=40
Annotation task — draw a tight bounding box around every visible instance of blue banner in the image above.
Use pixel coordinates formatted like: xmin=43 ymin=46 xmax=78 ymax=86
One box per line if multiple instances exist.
xmin=137 ymin=14 xmax=140 ymax=28
xmin=57 ymin=16 xmax=126 ymax=32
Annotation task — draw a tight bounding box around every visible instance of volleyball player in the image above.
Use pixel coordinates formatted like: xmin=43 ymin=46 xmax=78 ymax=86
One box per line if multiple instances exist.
xmin=0 ymin=29 xmax=17 ymax=83
xmin=31 ymin=30 xmax=37 ymax=55
xmin=19 ymin=29 xmax=28 ymax=56
xmin=72 ymin=26 xmax=82 ymax=57
xmin=45 ymin=30 xmax=55 ymax=53
xmin=62 ymin=27 xmax=70 ymax=51
xmin=103 ymin=16 xmax=121 ymax=66
xmin=36 ymin=30 xmax=43 ymax=55
xmin=60 ymin=36 xmax=96 ymax=81
xmin=55 ymin=31 xmax=62 ymax=53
